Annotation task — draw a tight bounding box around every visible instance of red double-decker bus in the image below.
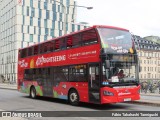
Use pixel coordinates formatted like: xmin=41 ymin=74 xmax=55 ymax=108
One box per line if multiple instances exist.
xmin=18 ymin=25 xmax=140 ymax=105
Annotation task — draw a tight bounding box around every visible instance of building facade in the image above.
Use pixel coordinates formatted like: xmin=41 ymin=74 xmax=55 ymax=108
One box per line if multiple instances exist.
xmin=135 ymin=36 xmax=160 ymax=83
xmin=0 ymin=0 xmax=87 ymax=83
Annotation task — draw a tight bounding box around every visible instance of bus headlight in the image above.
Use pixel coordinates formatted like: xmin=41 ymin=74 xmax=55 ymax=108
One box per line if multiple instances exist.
xmin=103 ymin=91 xmax=114 ymax=96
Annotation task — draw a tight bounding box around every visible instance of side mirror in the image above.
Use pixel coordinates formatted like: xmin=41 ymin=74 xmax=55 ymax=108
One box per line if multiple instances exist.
xmin=105 ymin=60 xmax=110 ymax=69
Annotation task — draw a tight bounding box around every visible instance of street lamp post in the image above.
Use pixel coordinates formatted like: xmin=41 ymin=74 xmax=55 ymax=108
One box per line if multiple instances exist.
xmin=51 ymin=0 xmax=93 ymax=35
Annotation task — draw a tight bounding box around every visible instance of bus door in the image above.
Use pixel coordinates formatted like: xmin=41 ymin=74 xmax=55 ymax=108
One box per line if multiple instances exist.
xmin=42 ymin=67 xmax=54 ymax=97
xmin=88 ymin=63 xmax=100 ymax=103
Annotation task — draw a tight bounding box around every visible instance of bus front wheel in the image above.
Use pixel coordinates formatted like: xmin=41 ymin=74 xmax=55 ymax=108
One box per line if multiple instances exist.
xmin=30 ymin=86 xmax=36 ymax=99
xmin=69 ymin=89 xmax=79 ymax=106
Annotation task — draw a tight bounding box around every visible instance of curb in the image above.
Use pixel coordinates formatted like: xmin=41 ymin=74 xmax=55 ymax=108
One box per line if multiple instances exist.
xmin=127 ymin=100 xmax=160 ymax=107
xmin=0 ymin=87 xmax=17 ymax=90
xmin=0 ymin=84 xmax=17 ymax=90
xmin=141 ymin=94 xmax=160 ymax=97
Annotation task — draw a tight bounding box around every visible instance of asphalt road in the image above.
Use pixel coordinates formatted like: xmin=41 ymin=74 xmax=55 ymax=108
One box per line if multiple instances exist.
xmin=0 ymin=89 xmax=160 ymax=120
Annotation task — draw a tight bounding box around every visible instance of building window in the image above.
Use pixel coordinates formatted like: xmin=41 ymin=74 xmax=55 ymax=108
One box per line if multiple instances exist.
xmin=30 ymin=0 xmax=33 ymax=7
xmin=38 ymin=1 xmax=40 ymax=8
xmin=72 ymin=24 xmax=75 ymax=32
xmin=66 ymin=23 xmax=68 ymax=31
xmin=144 ymin=74 xmax=146 ymax=78
xmin=46 ymin=10 xmax=49 ymax=19
xmin=58 ymin=21 xmax=61 ymax=30
xmin=44 ymin=19 xmax=47 ymax=28
xmin=38 ymin=35 xmax=40 ymax=42
xmin=27 ymin=7 xmax=29 ymax=16
xmin=30 ymin=34 xmax=33 ymax=42
xmin=22 ymin=7 xmax=24 ymax=15
xmin=58 ymin=5 xmax=61 ymax=12
xmin=78 ymin=25 xmax=80 ymax=30
xmin=31 ymin=8 xmax=35 ymax=17
xmin=52 ymin=21 xmax=55 ymax=29
xmin=59 ymin=30 xmax=62 ymax=36
xmin=53 ymin=13 xmax=57 ymax=21
xmin=30 ymin=17 xmax=33 ymax=26
xmin=22 ymin=26 xmax=23 ymax=33
xmin=22 ymin=33 xmax=24 ymax=41
xmin=44 ymin=2 xmax=47 ymax=9
xmin=27 ymin=26 xmax=29 ymax=33
xmin=66 ymin=0 xmax=70 ymax=6
xmin=39 ymin=9 xmax=42 ymax=18
xmin=50 ymin=29 xmax=54 ymax=37
xmin=52 ymin=4 xmax=56 ymax=12
xmin=23 ymin=16 xmax=25 ymax=24
xmin=45 ymin=28 xmax=48 ymax=35
xmin=38 ymin=18 xmax=41 ymax=27
xmin=34 ymin=27 xmax=36 ymax=34
xmin=39 ymin=28 xmax=41 ymax=35
xmin=59 ymin=13 xmax=62 ymax=21
xmin=44 ymin=35 xmax=47 ymax=40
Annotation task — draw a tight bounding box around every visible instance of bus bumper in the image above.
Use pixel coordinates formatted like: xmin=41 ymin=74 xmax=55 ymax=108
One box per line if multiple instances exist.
xmin=101 ymin=85 xmax=140 ymax=104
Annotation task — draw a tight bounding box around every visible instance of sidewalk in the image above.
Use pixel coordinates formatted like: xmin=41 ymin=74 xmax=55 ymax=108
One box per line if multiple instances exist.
xmin=0 ymin=83 xmax=160 ymax=106
xmin=0 ymin=83 xmax=17 ymax=90
xmin=129 ymin=92 xmax=160 ymax=106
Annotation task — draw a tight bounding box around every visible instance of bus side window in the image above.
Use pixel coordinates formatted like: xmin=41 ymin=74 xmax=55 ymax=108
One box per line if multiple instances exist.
xmin=49 ymin=41 xmax=55 ymax=52
xmin=60 ymin=38 xmax=66 ymax=50
xmin=33 ymin=45 xmax=38 ymax=55
xmin=21 ymin=49 xmax=27 ymax=58
xmin=55 ymin=40 xmax=60 ymax=50
xmin=40 ymin=44 xmax=43 ymax=54
xmin=82 ymin=29 xmax=98 ymax=45
xmin=72 ymin=33 xmax=81 ymax=47
xmin=67 ymin=36 xmax=73 ymax=48
xmin=28 ymin=47 xmax=33 ymax=56
xmin=44 ymin=45 xmax=48 ymax=53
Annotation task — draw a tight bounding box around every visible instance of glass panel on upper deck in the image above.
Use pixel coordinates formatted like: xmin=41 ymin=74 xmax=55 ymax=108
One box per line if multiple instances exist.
xmin=97 ymin=28 xmax=133 ymax=54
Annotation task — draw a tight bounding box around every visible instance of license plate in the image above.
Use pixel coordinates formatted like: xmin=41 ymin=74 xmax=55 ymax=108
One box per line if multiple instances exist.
xmin=124 ymin=98 xmax=131 ymax=101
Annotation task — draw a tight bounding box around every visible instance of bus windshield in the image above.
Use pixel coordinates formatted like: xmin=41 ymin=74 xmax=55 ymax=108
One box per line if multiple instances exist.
xmin=97 ymin=28 xmax=132 ymax=54
xmin=102 ymin=56 xmax=139 ymax=86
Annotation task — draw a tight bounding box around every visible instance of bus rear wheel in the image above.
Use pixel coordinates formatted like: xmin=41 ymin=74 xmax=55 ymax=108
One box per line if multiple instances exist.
xmin=30 ymin=86 xmax=36 ymax=99
xmin=69 ymin=89 xmax=79 ymax=106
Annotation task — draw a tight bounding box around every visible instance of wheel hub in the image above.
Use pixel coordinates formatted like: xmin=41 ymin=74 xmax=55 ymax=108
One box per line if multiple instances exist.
xmin=70 ymin=93 xmax=77 ymax=102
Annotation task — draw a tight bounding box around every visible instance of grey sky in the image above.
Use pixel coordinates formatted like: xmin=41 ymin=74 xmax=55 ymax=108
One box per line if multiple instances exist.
xmin=75 ymin=0 xmax=160 ymax=37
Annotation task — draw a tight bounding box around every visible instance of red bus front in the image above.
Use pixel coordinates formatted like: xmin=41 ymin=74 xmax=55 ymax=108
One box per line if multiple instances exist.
xmin=97 ymin=27 xmax=140 ymax=104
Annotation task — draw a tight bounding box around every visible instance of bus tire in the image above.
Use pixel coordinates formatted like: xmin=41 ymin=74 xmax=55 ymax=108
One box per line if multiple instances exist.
xmin=30 ymin=86 xmax=36 ymax=99
xmin=68 ymin=89 xmax=79 ymax=106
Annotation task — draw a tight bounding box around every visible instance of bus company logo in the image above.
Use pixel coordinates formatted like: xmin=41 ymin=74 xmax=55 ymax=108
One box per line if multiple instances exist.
xmin=36 ymin=55 xmax=66 ymax=66
xmin=18 ymin=60 xmax=28 ymax=68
